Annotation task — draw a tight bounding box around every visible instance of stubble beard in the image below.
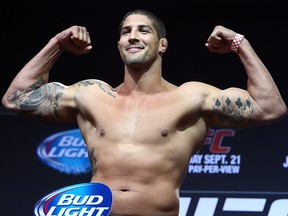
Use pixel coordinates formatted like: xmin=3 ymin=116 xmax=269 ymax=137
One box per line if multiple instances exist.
xmin=123 ymin=53 xmax=146 ymax=66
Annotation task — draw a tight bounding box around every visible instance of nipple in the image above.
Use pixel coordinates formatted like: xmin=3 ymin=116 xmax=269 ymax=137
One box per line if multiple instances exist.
xmin=161 ymin=129 xmax=168 ymax=137
xmin=100 ymin=129 xmax=105 ymax=137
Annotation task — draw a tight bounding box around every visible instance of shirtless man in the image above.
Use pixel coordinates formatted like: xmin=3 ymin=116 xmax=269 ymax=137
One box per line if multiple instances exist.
xmin=2 ymin=9 xmax=287 ymax=216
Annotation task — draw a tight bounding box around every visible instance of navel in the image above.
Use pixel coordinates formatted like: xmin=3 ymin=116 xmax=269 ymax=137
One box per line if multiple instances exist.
xmin=161 ymin=129 xmax=168 ymax=137
xmin=100 ymin=129 xmax=105 ymax=137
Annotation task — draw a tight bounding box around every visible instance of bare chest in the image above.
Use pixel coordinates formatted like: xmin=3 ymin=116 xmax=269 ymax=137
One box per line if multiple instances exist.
xmin=77 ymin=90 xmax=204 ymax=148
xmin=96 ymin=99 xmax=178 ymax=141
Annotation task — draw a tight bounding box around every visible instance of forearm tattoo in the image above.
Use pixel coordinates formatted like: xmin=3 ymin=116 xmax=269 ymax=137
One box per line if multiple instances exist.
xmin=88 ymin=147 xmax=97 ymax=176
xmin=8 ymin=80 xmax=64 ymax=119
xmin=214 ymin=96 xmax=254 ymax=123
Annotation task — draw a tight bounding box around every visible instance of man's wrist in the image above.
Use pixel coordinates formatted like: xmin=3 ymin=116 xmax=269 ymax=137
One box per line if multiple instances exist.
xmin=231 ymin=34 xmax=244 ymax=52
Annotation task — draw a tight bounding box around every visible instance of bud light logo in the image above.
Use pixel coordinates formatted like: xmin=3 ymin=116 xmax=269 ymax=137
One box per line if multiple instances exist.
xmin=37 ymin=129 xmax=90 ymax=175
xmin=34 ymin=183 xmax=112 ymax=216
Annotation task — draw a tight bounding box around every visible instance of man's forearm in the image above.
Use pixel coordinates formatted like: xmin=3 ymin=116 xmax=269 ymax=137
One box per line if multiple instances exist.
xmin=3 ymin=37 xmax=63 ymax=103
xmin=238 ymin=38 xmax=287 ymax=119
xmin=2 ymin=36 xmax=64 ymax=111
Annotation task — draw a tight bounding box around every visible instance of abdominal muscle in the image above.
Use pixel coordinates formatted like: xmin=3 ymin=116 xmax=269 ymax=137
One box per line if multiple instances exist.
xmin=91 ymin=174 xmax=180 ymax=216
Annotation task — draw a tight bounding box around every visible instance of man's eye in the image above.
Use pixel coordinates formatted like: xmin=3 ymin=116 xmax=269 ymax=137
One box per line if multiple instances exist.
xmin=141 ymin=29 xmax=149 ymax=33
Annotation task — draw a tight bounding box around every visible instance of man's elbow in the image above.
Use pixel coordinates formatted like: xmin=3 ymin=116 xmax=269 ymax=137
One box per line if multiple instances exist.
xmin=2 ymin=95 xmax=9 ymax=109
xmin=269 ymin=102 xmax=288 ymax=122
xmin=278 ymin=103 xmax=288 ymax=119
xmin=2 ymin=94 xmax=17 ymax=113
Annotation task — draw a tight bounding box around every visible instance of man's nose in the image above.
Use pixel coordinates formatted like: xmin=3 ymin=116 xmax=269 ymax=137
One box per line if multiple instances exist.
xmin=128 ymin=30 xmax=139 ymax=42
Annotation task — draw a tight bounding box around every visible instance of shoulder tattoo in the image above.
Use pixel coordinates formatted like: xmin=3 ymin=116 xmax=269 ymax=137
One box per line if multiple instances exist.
xmin=77 ymin=80 xmax=116 ymax=98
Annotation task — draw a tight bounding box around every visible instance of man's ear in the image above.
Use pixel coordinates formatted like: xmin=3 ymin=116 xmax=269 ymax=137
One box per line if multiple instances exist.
xmin=159 ymin=38 xmax=168 ymax=54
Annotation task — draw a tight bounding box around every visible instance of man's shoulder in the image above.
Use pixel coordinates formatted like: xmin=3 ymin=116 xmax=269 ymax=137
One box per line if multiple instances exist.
xmin=74 ymin=79 xmax=113 ymax=90
xmin=178 ymin=81 xmax=215 ymax=91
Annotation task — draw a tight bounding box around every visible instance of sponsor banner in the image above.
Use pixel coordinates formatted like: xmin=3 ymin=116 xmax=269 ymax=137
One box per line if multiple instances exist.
xmin=179 ymin=191 xmax=288 ymax=216
xmin=37 ymin=120 xmax=288 ymax=181
xmin=38 ymin=128 xmax=241 ymax=176
xmin=34 ymin=182 xmax=112 ymax=216
xmin=188 ymin=129 xmax=241 ymax=175
xmin=37 ymin=129 xmax=90 ymax=175
xmin=182 ymin=121 xmax=288 ymax=192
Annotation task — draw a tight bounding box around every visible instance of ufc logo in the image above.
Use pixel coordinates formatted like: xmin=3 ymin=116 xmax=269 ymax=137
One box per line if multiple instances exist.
xmin=179 ymin=196 xmax=288 ymax=216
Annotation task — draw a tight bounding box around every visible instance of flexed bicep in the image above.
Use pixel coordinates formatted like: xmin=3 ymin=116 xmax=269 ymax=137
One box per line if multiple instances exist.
xmin=6 ymin=82 xmax=74 ymax=122
xmin=205 ymin=87 xmax=259 ymax=128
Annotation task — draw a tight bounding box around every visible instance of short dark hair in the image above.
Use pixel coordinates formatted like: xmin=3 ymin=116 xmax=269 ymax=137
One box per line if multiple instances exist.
xmin=119 ymin=9 xmax=166 ymax=39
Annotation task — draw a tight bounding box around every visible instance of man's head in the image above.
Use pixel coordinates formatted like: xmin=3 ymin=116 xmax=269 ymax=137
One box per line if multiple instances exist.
xmin=119 ymin=9 xmax=166 ymax=40
xmin=118 ymin=9 xmax=168 ymax=68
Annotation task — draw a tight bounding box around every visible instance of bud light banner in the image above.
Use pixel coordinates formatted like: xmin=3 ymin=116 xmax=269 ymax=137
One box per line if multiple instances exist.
xmin=34 ymin=183 xmax=112 ymax=216
xmin=37 ymin=129 xmax=90 ymax=175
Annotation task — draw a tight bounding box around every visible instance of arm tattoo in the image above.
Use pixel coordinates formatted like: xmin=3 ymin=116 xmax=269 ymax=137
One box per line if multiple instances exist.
xmin=8 ymin=82 xmax=65 ymax=119
xmin=8 ymin=77 xmax=46 ymax=104
xmin=29 ymin=77 xmax=46 ymax=89
xmin=77 ymin=80 xmax=116 ymax=98
xmin=88 ymin=147 xmax=97 ymax=176
xmin=214 ymin=96 xmax=254 ymax=123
